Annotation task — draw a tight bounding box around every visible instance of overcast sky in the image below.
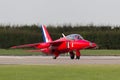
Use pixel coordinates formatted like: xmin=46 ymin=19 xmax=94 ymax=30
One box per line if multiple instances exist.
xmin=0 ymin=0 xmax=120 ymax=25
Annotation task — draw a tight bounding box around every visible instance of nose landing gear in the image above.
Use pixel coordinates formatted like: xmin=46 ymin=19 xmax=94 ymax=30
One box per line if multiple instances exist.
xmin=75 ymin=50 xmax=81 ymax=60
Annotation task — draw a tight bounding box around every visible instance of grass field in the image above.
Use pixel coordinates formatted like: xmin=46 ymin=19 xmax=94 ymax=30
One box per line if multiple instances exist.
xmin=0 ymin=49 xmax=120 ymax=56
xmin=0 ymin=49 xmax=41 ymax=56
xmin=0 ymin=65 xmax=120 ymax=80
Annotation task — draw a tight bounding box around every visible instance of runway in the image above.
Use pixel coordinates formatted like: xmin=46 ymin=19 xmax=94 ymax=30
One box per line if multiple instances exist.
xmin=0 ymin=56 xmax=120 ymax=65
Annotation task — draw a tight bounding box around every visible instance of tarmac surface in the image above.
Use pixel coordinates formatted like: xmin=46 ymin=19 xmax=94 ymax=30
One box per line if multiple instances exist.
xmin=0 ymin=56 xmax=120 ymax=65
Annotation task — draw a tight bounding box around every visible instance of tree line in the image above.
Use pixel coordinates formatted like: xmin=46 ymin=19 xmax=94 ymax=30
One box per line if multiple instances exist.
xmin=0 ymin=24 xmax=120 ymax=49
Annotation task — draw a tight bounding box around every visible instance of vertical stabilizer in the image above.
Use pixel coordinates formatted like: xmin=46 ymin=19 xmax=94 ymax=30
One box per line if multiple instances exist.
xmin=41 ymin=25 xmax=52 ymax=42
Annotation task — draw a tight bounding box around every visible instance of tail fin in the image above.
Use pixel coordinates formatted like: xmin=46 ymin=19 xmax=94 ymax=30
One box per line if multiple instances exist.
xmin=41 ymin=25 xmax=52 ymax=42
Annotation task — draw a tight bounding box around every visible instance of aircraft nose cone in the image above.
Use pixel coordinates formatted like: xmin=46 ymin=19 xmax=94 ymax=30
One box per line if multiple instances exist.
xmin=89 ymin=42 xmax=98 ymax=49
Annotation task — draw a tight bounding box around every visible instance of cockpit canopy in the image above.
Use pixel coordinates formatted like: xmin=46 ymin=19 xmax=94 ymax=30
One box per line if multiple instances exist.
xmin=66 ymin=34 xmax=84 ymax=40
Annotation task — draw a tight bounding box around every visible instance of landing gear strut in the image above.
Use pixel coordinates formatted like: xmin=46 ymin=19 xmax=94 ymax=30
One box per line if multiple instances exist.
xmin=53 ymin=51 xmax=59 ymax=59
xmin=75 ymin=50 xmax=81 ymax=60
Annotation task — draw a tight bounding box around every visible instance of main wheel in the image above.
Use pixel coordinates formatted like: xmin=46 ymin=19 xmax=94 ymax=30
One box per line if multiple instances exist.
xmin=53 ymin=56 xmax=57 ymax=59
xmin=69 ymin=51 xmax=75 ymax=59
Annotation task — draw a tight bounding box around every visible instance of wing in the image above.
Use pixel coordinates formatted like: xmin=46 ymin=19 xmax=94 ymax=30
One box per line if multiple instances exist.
xmin=11 ymin=39 xmax=68 ymax=49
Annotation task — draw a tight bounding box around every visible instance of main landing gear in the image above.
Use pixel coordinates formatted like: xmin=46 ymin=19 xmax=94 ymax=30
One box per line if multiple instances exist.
xmin=70 ymin=51 xmax=75 ymax=59
xmin=53 ymin=51 xmax=59 ymax=59
xmin=52 ymin=51 xmax=81 ymax=60
xmin=69 ymin=51 xmax=81 ymax=60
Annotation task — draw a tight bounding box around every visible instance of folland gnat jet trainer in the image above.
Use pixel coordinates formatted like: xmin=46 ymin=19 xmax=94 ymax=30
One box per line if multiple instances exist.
xmin=11 ymin=25 xmax=97 ymax=59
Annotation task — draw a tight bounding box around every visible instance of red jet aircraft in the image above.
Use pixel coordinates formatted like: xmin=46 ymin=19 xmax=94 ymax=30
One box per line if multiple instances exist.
xmin=11 ymin=25 xmax=97 ymax=59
